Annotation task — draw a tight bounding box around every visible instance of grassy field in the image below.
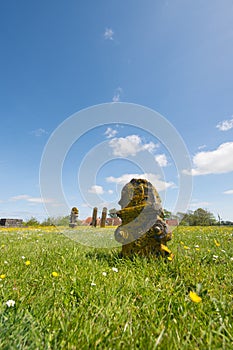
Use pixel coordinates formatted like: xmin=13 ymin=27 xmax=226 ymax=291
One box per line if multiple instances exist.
xmin=0 ymin=225 xmax=233 ymax=350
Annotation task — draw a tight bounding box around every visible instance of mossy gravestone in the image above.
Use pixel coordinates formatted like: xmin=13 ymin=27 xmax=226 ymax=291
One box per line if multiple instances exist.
xmin=114 ymin=178 xmax=172 ymax=258
xmin=69 ymin=207 xmax=79 ymax=228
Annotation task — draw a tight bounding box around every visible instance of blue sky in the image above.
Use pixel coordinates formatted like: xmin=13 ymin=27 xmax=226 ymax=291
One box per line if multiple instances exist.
xmin=0 ymin=0 xmax=233 ymax=221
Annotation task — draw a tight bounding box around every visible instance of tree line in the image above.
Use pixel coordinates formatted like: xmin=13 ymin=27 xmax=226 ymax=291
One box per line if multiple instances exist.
xmin=23 ymin=207 xmax=233 ymax=227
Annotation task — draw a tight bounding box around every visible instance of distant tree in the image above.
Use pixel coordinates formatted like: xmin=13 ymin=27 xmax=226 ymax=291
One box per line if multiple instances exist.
xmin=163 ymin=209 xmax=172 ymax=219
xmin=24 ymin=217 xmax=40 ymax=226
xmin=109 ymin=208 xmax=118 ymax=218
xmin=180 ymin=208 xmax=217 ymax=226
xmin=41 ymin=215 xmax=82 ymax=226
xmin=41 ymin=217 xmax=55 ymax=226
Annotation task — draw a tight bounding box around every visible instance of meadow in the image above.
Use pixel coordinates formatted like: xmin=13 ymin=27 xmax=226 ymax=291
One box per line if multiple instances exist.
xmin=0 ymin=225 xmax=232 ymax=350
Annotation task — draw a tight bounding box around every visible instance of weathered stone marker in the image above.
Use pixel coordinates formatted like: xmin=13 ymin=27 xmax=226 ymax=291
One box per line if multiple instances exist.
xmin=100 ymin=207 xmax=107 ymax=228
xmin=114 ymin=178 xmax=172 ymax=258
xmin=91 ymin=207 xmax=98 ymax=227
xmin=69 ymin=207 xmax=79 ymax=228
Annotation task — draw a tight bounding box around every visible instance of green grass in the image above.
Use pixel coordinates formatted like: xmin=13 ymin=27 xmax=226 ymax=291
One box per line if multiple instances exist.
xmin=0 ymin=226 xmax=233 ymax=349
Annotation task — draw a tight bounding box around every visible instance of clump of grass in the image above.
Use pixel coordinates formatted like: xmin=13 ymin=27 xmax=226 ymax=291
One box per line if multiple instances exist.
xmin=0 ymin=226 xmax=233 ymax=349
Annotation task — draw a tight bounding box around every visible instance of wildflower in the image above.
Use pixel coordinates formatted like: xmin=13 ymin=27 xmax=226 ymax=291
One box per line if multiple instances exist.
xmin=1 ymin=244 xmax=5 ymax=248
xmin=195 ymin=245 xmax=199 ymax=248
xmin=183 ymin=246 xmax=190 ymax=250
xmin=195 ymin=248 xmax=200 ymax=251
xmin=91 ymin=282 xmax=96 ymax=286
xmin=180 ymin=241 xmax=184 ymax=245
xmin=214 ymin=239 xmax=220 ymax=247
xmin=52 ymin=271 xmax=59 ymax=277
xmin=6 ymin=300 xmax=15 ymax=307
xmin=189 ymin=291 xmax=202 ymax=303
xmin=112 ymin=267 xmax=118 ymax=272
xmin=25 ymin=260 xmax=30 ymax=266
xmin=161 ymin=244 xmax=171 ymax=254
xmin=0 ymin=274 xmax=6 ymax=279
xmin=213 ymin=255 xmax=218 ymax=260
xmin=102 ymin=272 xmax=107 ymax=276
xmin=4 ymin=261 xmax=8 ymax=264
xmin=230 ymin=257 xmax=233 ymax=261
xmin=21 ymin=256 xmax=25 ymax=259
xmin=167 ymin=256 xmax=173 ymax=261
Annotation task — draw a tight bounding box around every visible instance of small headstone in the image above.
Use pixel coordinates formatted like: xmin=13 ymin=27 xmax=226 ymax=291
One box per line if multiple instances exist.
xmin=91 ymin=207 xmax=98 ymax=227
xmin=69 ymin=207 xmax=79 ymax=228
xmin=100 ymin=207 xmax=107 ymax=228
xmin=114 ymin=178 xmax=172 ymax=258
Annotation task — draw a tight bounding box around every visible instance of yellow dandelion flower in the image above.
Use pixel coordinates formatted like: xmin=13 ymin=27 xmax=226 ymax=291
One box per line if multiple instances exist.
xmin=180 ymin=241 xmax=184 ymax=245
xmin=52 ymin=271 xmax=59 ymax=277
xmin=214 ymin=239 xmax=220 ymax=247
xmin=25 ymin=260 xmax=31 ymax=266
xmin=183 ymin=246 xmax=190 ymax=250
xmin=167 ymin=256 xmax=173 ymax=261
xmin=195 ymin=248 xmax=200 ymax=251
xmin=161 ymin=244 xmax=171 ymax=254
xmin=0 ymin=274 xmax=6 ymax=279
xmin=189 ymin=291 xmax=202 ymax=303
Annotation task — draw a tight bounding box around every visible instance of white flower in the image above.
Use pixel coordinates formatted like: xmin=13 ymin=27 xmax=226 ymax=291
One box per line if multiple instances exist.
xmin=6 ymin=300 xmax=15 ymax=307
xmin=230 ymin=257 xmax=233 ymax=261
xmin=213 ymin=255 xmax=219 ymax=260
xmin=21 ymin=256 xmax=25 ymax=259
xmin=4 ymin=261 xmax=8 ymax=264
xmin=195 ymin=245 xmax=199 ymax=248
xmin=221 ymin=249 xmax=226 ymax=253
xmin=112 ymin=267 xmax=118 ymax=272
xmin=91 ymin=282 xmax=96 ymax=286
xmin=102 ymin=272 xmax=107 ymax=276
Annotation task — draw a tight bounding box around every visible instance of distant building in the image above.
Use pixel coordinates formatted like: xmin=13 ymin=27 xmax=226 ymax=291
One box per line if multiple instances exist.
xmin=166 ymin=219 xmax=179 ymax=227
xmin=0 ymin=218 xmax=23 ymax=227
xmin=106 ymin=217 xmax=122 ymax=226
xmin=82 ymin=216 xmax=122 ymax=226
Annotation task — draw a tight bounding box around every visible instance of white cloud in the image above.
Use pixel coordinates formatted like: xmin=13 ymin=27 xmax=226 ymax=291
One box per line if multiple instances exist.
xmin=10 ymin=195 xmax=31 ymax=201
xmin=189 ymin=201 xmax=212 ymax=208
xmin=216 ymin=117 xmax=233 ymax=131
xmin=88 ymin=185 xmax=104 ymax=194
xmin=30 ymin=128 xmax=48 ymax=137
xmin=104 ymin=127 xmax=118 ymax=139
xmin=223 ymin=189 xmax=233 ymax=195
xmin=109 ymin=135 xmax=158 ymax=157
xmin=108 ymin=190 xmax=114 ymax=194
xmin=112 ymin=87 xmax=122 ymax=102
xmin=183 ymin=142 xmax=233 ymax=176
xmin=10 ymin=195 xmax=53 ymax=204
xmin=198 ymin=144 xmax=207 ymax=150
xmin=106 ymin=173 xmax=174 ymax=191
xmin=155 ymin=154 xmax=168 ymax=167
xmin=104 ymin=28 xmax=114 ymax=40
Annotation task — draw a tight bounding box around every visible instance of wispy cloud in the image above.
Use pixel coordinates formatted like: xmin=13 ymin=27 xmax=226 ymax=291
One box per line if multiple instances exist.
xmin=189 ymin=201 xmax=212 ymax=208
xmin=112 ymin=87 xmax=122 ymax=102
xmin=109 ymin=135 xmax=158 ymax=157
xmin=183 ymin=142 xmax=233 ymax=175
xmin=223 ymin=189 xmax=233 ymax=195
xmin=198 ymin=144 xmax=207 ymax=150
xmin=10 ymin=194 xmax=53 ymax=204
xmin=104 ymin=127 xmax=118 ymax=139
xmin=216 ymin=117 xmax=233 ymax=131
xmin=30 ymin=128 xmax=48 ymax=137
xmin=155 ymin=154 xmax=168 ymax=167
xmin=106 ymin=173 xmax=174 ymax=191
xmin=104 ymin=28 xmax=114 ymax=40
xmin=88 ymin=185 xmax=104 ymax=195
